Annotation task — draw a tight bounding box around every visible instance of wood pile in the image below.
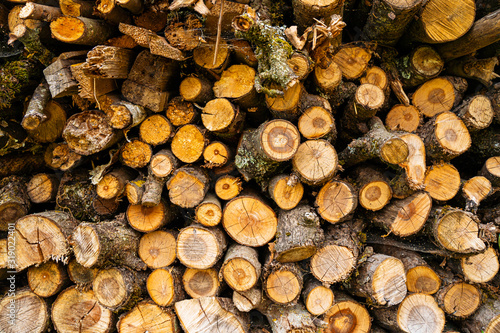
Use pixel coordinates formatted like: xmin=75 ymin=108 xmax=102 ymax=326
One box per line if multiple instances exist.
xmin=1 ymin=0 xmax=500 ymax=332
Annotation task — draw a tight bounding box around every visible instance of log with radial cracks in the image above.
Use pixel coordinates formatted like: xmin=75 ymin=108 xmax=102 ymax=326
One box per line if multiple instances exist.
xmin=203 ymin=141 xmax=232 ymax=168
xmin=315 ymin=179 xmax=358 ymax=224
xmin=27 ymin=173 xmax=59 ymax=203
xmin=423 ymin=162 xmax=461 ymax=202
xmin=15 ymin=211 xmax=77 ymax=271
xmin=167 ymin=166 xmax=209 ymax=208
xmin=138 ymin=230 xmax=177 ymax=269
xmin=27 ymin=260 xmax=68 ymax=298
xmin=302 ymin=278 xmax=334 ymax=316
xmin=70 ymin=218 xmax=146 ymax=270
xmin=52 ymin=286 xmax=114 ymax=333
xmin=220 ymin=244 xmax=261 ymax=291
xmin=175 ymin=297 xmax=249 ymax=333
xmin=117 ymin=300 xmax=180 ymax=333
xmin=292 ymin=139 xmax=338 ymax=186
xmin=147 ymin=266 xmax=185 ymax=307
xmin=263 ymin=261 xmax=303 ymax=305
xmin=0 ymin=288 xmax=49 ymax=333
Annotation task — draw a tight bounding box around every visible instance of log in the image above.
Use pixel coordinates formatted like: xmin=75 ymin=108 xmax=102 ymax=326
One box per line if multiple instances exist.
xmin=435 ymin=278 xmax=482 ymax=319
xmin=258 ymin=299 xmax=317 ymax=333
xmin=454 ymin=95 xmax=494 ymax=132
xmin=220 ymin=244 xmax=261 ymax=291
xmin=233 ymin=287 xmax=262 ymax=312
xmin=446 ymin=56 xmax=499 ymax=87
xmin=147 ymin=266 xmax=185 ymax=307
xmin=351 ymin=165 xmax=392 ymax=211
xmin=348 ymin=253 xmax=407 ymax=306
xmin=182 ymin=267 xmax=221 ymax=299
xmin=15 ymin=211 xmax=77 ymax=271
xmin=193 ymin=39 xmax=231 ymax=73
xmin=82 ymin=45 xmax=134 ymax=79
xmin=395 ymin=45 xmax=444 ymax=88
xmin=93 ymin=266 xmax=146 ymax=311
xmin=43 ymin=50 xmax=87 ymax=98
xmin=423 ymin=163 xmax=461 ymax=202
xmin=310 ymin=222 xmax=359 ymax=285
xmin=235 ymin=120 xmax=300 ymax=185
xmin=166 ymin=96 xmax=198 ymax=126
xmin=292 ymin=139 xmax=338 ymax=186
xmin=67 ymin=258 xmax=98 ymax=288
xmin=202 ymin=98 xmax=245 ymax=138
xmin=59 ymin=0 xmax=93 ymax=17
xmin=222 ymin=194 xmax=278 ymax=247
xmin=459 ymin=247 xmax=499 ymax=283
xmin=481 ymin=156 xmax=500 ymax=187
xmin=195 ymin=194 xmax=222 ymax=227
xmin=27 ymin=172 xmax=59 ymax=203
xmin=461 ymin=176 xmax=492 ymax=211
xmin=164 ymin=12 xmax=202 ymax=51
xmin=24 ymin=97 xmax=66 ymax=143
xmin=436 ymin=9 xmax=500 ymax=61
xmin=333 ymin=43 xmax=372 ymax=80
xmin=315 ymin=179 xmax=358 ymax=224
xmin=118 ymin=300 xmax=180 ymax=333
xmin=138 ymin=229 xmax=177 ymax=269
xmin=396 ymin=132 xmax=427 ymax=192
xmin=418 ymin=111 xmax=471 ymax=161
xmin=177 ymin=224 xmax=227 ymax=269
xmin=322 ymin=292 xmax=372 ymax=333
xmin=0 ymin=288 xmax=49 ymax=333
xmin=302 ymin=278 xmax=334 ymax=316
xmin=268 ymin=174 xmax=304 ymax=210
xmin=70 ymin=218 xmax=146 ymax=270
xmin=298 ymin=106 xmax=336 ymax=142
xmin=463 ymin=297 xmax=500 ymax=333
xmin=273 ymin=204 xmax=324 ymax=262
xmin=429 ymin=207 xmax=485 ymax=254
xmin=127 ymin=200 xmax=176 ymax=232
xmin=313 ymin=58 xmax=342 ymax=97
xmin=203 ymin=141 xmax=231 ymax=168
xmin=96 ymin=167 xmax=134 ymax=200
xmin=52 ymin=286 xmax=114 ymax=333
xmin=50 ymin=16 xmax=113 ymax=45
xmin=372 ymin=191 xmax=432 ymax=237
xmin=141 ymin=173 xmax=166 ymax=207
xmin=106 ymin=99 xmax=147 ymax=130
xmin=179 ymin=75 xmax=213 ymax=104
xmin=120 ymin=139 xmax=152 ymax=169
xmin=215 ymin=175 xmax=243 ymax=201
xmin=44 ymin=144 xmax=82 ymax=172
xmin=385 ymin=105 xmax=421 ymax=132
xmin=213 ymin=64 xmax=259 ymax=110
xmin=292 ymin=0 xmax=342 ymax=31
xmin=265 ymin=82 xmax=303 ymax=120
xmin=412 ymin=77 xmax=467 ymax=118
xmin=288 ymin=52 xmax=313 ymax=80
xmin=63 ymin=110 xmax=120 ymax=156
xmin=375 ymin=293 xmax=445 ymax=333
xmin=171 ymin=124 xmax=207 ymax=164
xmin=175 ymin=297 xmax=249 ymax=333
xmin=27 ymin=260 xmax=68 ymax=297
xmin=263 ymin=261 xmax=303 ymax=305
xmin=166 ymin=166 xmax=209 ymax=208
xmin=0 ymin=175 xmax=30 ymax=231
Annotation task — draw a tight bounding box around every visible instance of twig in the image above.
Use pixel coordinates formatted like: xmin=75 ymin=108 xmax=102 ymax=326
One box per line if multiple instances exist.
xmin=213 ymin=0 xmax=224 ymax=66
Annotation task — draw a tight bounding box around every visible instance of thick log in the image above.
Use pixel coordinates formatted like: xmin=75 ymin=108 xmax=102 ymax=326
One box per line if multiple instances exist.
xmin=180 ymin=75 xmax=214 ymax=104
xmin=292 ymin=139 xmax=338 ymax=186
xmin=310 ymin=222 xmax=359 ymax=285
xmin=446 ymin=56 xmax=499 ymax=86
xmin=0 ymin=175 xmax=30 ymax=231
xmin=298 ymin=106 xmax=336 ymax=142
xmin=412 ymin=77 xmax=467 ymax=118
xmin=50 ymin=16 xmax=113 ymax=45
xmin=222 ymin=194 xmax=278 ymax=247
xmin=453 ymin=95 xmax=494 ymax=132
xmin=171 ymin=124 xmax=207 ymax=164
xmin=220 ymin=244 xmax=261 ymax=291
xmin=167 ymin=166 xmax=209 ymax=208
xmin=70 ymin=218 xmax=146 ymax=270
xmin=435 ymin=277 xmax=482 ymax=319
xmin=177 ymin=224 xmax=227 ymax=269
xmin=268 ymin=174 xmax=304 ymax=210
xmin=322 ymin=292 xmax=372 ymax=333
xmin=27 ymin=173 xmax=59 ymax=203
xmin=149 ymin=149 xmax=178 ymax=179
xmin=126 ymin=200 xmax=176 ymax=232
xmin=52 ymin=286 xmax=114 ymax=333
xmin=182 ymin=267 xmax=221 ymax=299
xmin=28 ymin=260 xmax=68 ymax=297
xmin=213 ymin=64 xmax=259 ymax=110
xmin=138 ymin=230 xmax=177 ymax=269
xmin=193 ymin=39 xmax=231 ymax=73
xmin=166 ymin=96 xmax=198 ymax=126
xmin=120 ymin=139 xmax=152 ymax=169
xmin=274 ymin=204 xmax=324 ymax=263
xmin=316 ymin=179 xmax=357 ymax=224
xmin=333 ymin=43 xmax=372 ymax=80
xmin=15 ymin=211 xmax=77 ymax=271
xmin=0 ymin=288 xmax=49 ymax=333
xmin=395 ymin=45 xmax=444 ymax=88
xmin=118 ymin=300 xmax=180 ymax=333
xmin=93 ymin=266 xmax=146 ymax=311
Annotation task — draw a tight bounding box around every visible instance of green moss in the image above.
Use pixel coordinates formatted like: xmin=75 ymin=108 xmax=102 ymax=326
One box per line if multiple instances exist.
xmin=0 ymin=59 xmax=41 ymax=110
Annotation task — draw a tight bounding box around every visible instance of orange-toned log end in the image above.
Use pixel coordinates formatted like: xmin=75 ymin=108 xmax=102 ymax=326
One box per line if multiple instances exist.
xmin=50 ymin=17 xmax=85 ymax=43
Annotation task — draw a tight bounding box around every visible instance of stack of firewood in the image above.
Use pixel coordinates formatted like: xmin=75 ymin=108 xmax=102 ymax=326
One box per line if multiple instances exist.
xmin=0 ymin=0 xmax=499 ymax=332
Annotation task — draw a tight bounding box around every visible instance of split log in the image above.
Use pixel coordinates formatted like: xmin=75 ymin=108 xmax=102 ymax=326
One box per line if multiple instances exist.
xmin=71 ymin=62 xmax=117 ymax=101
xmin=28 ymin=260 xmax=68 ymax=297
xmin=220 ymin=244 xmax=261 ymax=291
xmin=375 ymin=293 xmax=445 ymax=333
xmin=0 ymin=175 xmax=30 ymax=231
xmin=463 ymin=297 xmax=500 ymax=333
xmin=195 ymin=194 xmax=222 ymax=227
xmin=176 ymin=224 xmax=227 ymax=269
xmin=461 ymin=176 xmax=492 ymax=211
xmin=166 ymin=166 xmax=209 ymax=208
xmin=117 ymin=300 xmax=180 ymax=333
xmin=418 ymin=111 xmax=471 ymax=161
xmin=347 ymin=253 xmax=407 ymax=306
xmin=315 ymin=179 xmax=358 ymax=224
xmin=235 ymin=120 xmax=300 ymax=185
xmin=339 ymin=117 xmax=409 ymax=168
xmin=175 ymin=297 xmax=249 ymax=333
xmin=203 ymin=141 xmax=231 ymax=168
xmin=423 ymin=163 xmax=461 ymax=202
xmin=436 ymin=9 xmax=500 ymax=61
xmin=215 ymin=175 xmax=243 ymax=201
xmin=273 ymin=204 xmax=324 ymax=263
xmin=27 ymin=172 xmax=59 ymax=203
xmin=309 ymin=222 xmax=359 ymax=285
xmin=263 ymin=261 xmax=303 ymax=305
xmin=93 ymin=266 xmax=146 ymax=311
xmin=233 ymin=287 xmax=262 ymax=312
xmin=223 ymin=194 xmax=278 ymax=247
xmin=70 ymin=218 xmax=146 ymax=270
xmin=372 ymin=191 xmax=432 ymax=237
xmin=43 ymin=50 xmax=87 ymax=98
xmin=166 ymin=97 xmax=198 ymax=126
xmin=396 ymin=132 xmax=427 ymax=191
xmin=63 ymin=110 xmax=120 ymax=156
xmin=83 ymin=45 xmax=133 ymax=79
xmin=322 ymin=292 xmax=372 ymax=333
xmin=138 ymin=230 xmax=177 ymax=269
xmin=385 ymin=105 xmax=421 ymax=132
xmin=147 ymin=266 xmax=185 ymax=307
xmin=179 ymin=75 xmax=213 ymax=104
xmin=67 ymin=258 xmax=98 ymax=288
xmin=0 ymin=288 xmax=49 ymax=333
xmin=149 ymin=149 xmax=178 ymax=178
xmin=182 ymin=267 xmax=221 ymax=298
xmin=407 ymin=0 xmax=475 ymax=44
xmin=202 ymin=98 xmax=245 ymax=138
xmin=412 ymin=77 xmax=467 ymax=118
xmin=50 ymin=16 xmax=113 ymax=45
xmin=15 ymin=211 xmax=77 ymax=271
xmin=52 ymin=286 xmax=114 ymax=333
xmin=268 ymin=174 xmax=304 ymax=210
xmin=292 ymin=139 xmax=338 ymax=186
xmin=428 ymin=207 xmax=485 ymax=254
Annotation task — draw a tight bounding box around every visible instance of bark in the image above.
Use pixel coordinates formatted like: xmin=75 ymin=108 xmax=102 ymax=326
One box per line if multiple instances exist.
xmin=446 ymin=56 xmax=499 ymax=87
xmin=50 ymin=16 xmax=114 ymax=45
xmin=0 ymin=175 xmax=30 ymax=231
xmin=43 ymin=50 xmax=87 ymax=98
xmin=395 ymin=45 xmax=444 ymax=88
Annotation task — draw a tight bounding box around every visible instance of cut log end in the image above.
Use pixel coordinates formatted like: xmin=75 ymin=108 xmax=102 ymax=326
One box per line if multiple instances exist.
xmin=316 ymin=180 xmax=357 ymax=224
xmin=259 ymin=119 xmax=301 ymax=162
xmin=138 ymin=230 xmax=176 ymax=269
xmin=298 ymin=106 xmax=336 ymax=141
xmin=397 ymin=293 xmax=445 ymax=333
xmin=0 ymin=289 xmax=49 ymax=333
xmin=323 ymin=296 xmax=371 ymax=333
xmin=182 ymin=268 xmax=220 ymax=298
xmin=177 ymin=225 xmax=226 ymax=269
xmin=386 ymin=105 xmax=421 ymax=132
xmin=269 ymin=174 xmax=304 ymax=211
xmin=423 ymin=163 xmax=461 ymax=202
xmin=293 ymin=139 xmax=338 ymax=185
xmin=461 ymin=247 xmax=499 ymax=283
xmin=311 ymin=245 xmax=357 ymax=284
xmin=406 ymin=266 xmax=441 ymax=295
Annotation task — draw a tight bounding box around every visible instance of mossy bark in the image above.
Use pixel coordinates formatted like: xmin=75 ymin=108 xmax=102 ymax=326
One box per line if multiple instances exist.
xmin=0 ymin=59 xmax=41 ymax=110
